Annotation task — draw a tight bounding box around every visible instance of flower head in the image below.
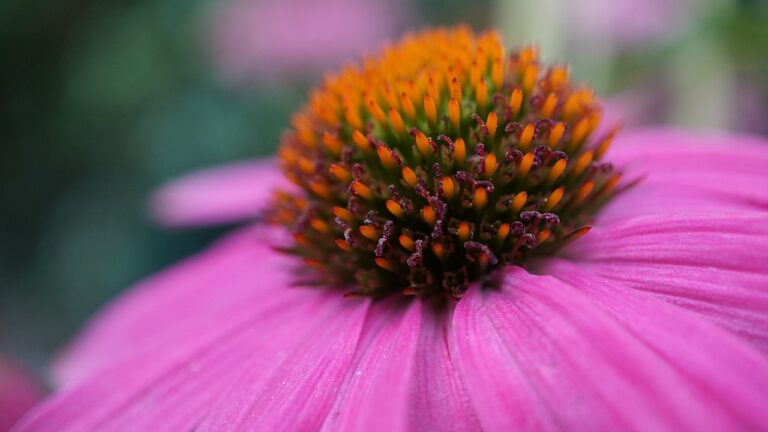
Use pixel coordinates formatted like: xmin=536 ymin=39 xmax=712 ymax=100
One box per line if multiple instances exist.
xmin=15 ymin=27 xmax=768 ymax=431
xmin=273 ymin=27 xmax=619 ymax=298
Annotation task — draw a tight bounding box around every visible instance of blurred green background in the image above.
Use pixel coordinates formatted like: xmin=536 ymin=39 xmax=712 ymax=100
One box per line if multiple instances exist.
xmin=1 ymin=0 xmax=767 ymax=381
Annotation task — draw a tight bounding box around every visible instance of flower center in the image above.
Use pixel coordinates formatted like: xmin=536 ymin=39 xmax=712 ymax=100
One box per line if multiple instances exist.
xmin=271 ymin=26 xmax=621 ymax=298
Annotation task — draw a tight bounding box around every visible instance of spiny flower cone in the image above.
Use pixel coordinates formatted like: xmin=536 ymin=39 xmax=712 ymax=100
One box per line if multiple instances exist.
xmin=273 ymin=26 xmax=621 ymax=298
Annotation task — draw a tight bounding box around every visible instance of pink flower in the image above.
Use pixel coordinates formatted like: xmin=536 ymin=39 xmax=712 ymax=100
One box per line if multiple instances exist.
xmin=565 ymin=0 xmax=689 ymax=47
xmin=209 ymin=0 xmax=409 ymax=84
xmin=15 ymin=28 xmax=768 ymax=431
xmin=0 ymin=358 xmax=43 ymax=432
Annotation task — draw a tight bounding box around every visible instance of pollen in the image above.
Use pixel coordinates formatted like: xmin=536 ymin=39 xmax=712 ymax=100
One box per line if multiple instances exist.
xmin=272 ymin=26 xmax=621 ymax=298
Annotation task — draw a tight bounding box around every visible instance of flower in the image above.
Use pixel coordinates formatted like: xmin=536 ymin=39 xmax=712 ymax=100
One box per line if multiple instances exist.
xmin=0 ymin=357 xmax=44 ymax=431
xmin=209 ymin=0 xmax=409 ymax=84
xmin=17 ymin=27 xmax=768 ymax=431
xmin=565 ymin=0 xmax=689 ymax=47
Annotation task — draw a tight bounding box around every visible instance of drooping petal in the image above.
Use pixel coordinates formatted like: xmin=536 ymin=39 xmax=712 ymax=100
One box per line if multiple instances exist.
xmin=149 ymin=158 xmax=292 ymax=227
xmin=451 ymin=266 xmax=768 ymax=431
xmin=54 ymin=225 xmax=292 ymax=386
xmin=599 ymin=128 xmax=768 ymax=222
xmin=560 ymin=211 xmax=768 ymax=353
xmin=18 ymin=293 xmax=369 ymax=432
xmin=16 ymin=228 xmax=371 ymax=432
xmin=195 ymin=296 xmax=369 ymax=431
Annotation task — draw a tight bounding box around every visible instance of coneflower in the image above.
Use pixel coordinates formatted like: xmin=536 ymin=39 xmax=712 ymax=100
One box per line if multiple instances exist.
xmin=16 ymin=26 xmax=768 ymax=431
xmin=270 ymin=27 xmax=618 ymax=298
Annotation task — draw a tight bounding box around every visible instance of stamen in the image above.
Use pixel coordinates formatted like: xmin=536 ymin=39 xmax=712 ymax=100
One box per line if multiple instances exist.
xmin=476 ymin=78 xmax=488 ymax=109
xmin=548 ymin=122 xmax=566 ymax=147
xmin=510 ymin=191 xmax=528 ymax=213
xmin=486 ymin=112 xmax=498 ymax=138
xmin=572 ymin=151 xmax=593 ymax=177
xmin=309 ymin=181 xmax=331 ymax=199
xmin=458 ymin=222 xmax=471 ymax=241
xmin=402 ymin=167 xmax=419 ymax=187
xmin=422 ymin=205 xmax=437 ymax=225
xmin=389 ymin=108 xmax=406 ymax=135
xmin=518 ymin=123 xmax=535 ymax=150
xmin=543 ymin=187 xmax=564 ymax=211
xmin=386 ymin=200 xmax=404 ymax=218
xmin=442 ymin=177 xmax=456 ymax=199
xmin=451 ymin=77 xmax=463 ymax=99
xmin=432 ymin=242 xmax=445 ymax=257
xmin=449 ymin=98 xmax=461 ymax=130
xmin=518 ymin=152 xmax=534 ymax=178
xmin=574 ymin=180 xmax=595 ymax=204
xmin=368 ymin=100 xmax=387 ymax=124
xmin=497 ymin=223 xmax=510 ymax=240
xmin=424 ymin=93 xmax=438 ymax=125
xmin=360 ymin=225 xmax=380 ymax=240
xmin=310 ymin=218 xmax=330 ymax=233
xmin=415 ymin=131 xmax=431 ymax=157
xmin=351 ymin=181 xmax=374 ymax=200
xmin=569 ymin=118 xmax=589 ymax=147
xmin=509 ymin=88 xmax=523 ymax=117
xmin=345 ymin=108 xmax=364 ymax=130
xmin=540 ymin=93 xmax=558 ymax=118
xmin=377 ymin=145 xmax=399 ymax=169
xmin=329 ymin=164 xmax=351 ymax=182
xmin=522 ymin=64 xmax=538 ymax=93
xmin=547 ymin=159 xmax=567 ymax=183
xmin=335 ymin=239 xmax=352 ymax=251
xmin=595 ymin=127 xmax=619 ymax=160
xmin=375 ymin=258 xmax=398 ymax=272
xmin=453 ymin=138 xmax=467 ymax=166
xmin=323 ymin=132 xmax=343 ymax=155
xmin=353 ymin=130 xmax=369 ymax=151
xmin=399 ymin=234 xmax=415 ymax=251
xmin=400 ymin=92 xmax=417 ymax=121
xmin=484 ymin=153 xmax=498 ymax=177
xmin=491 ymin=57 xmax=503 ymax=89
xmin=473 ymin=187 xmax=488 ymax=210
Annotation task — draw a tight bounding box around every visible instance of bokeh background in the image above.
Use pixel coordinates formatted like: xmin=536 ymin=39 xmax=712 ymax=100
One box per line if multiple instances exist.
xmin=2 ymin=0 xmax=767 ymax=385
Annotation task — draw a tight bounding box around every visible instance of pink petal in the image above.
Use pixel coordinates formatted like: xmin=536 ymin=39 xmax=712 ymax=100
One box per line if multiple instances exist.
xmin=149 ymin=158 xmax=292 ymax=227
xmin=0 ymin=358 xmax=44 ymax=432
xmin=560 ymin=211 xmax=768 ymax=353
xmin=200 ymin=297 xmax=481 ymax=431
xmin=451 ymin=266 xmax=768 ymax=431
xmin=599 ymin=128 xmax=768 ymax=222
xmin=195 ymin=297 xmax=370 ymax=431
xmin=320 ymin=299 xmax=422 ymax=431
xmin=54 ymin=225 xmax=292 ymax=386
xmin=19 ymin=294 xmax=368 ymax=432
xmin=408 ymin=303 xmax=481 ymax=431
xmin=319 ymin=298 xmax=481 ymax=432
xmin=16 ymin=229 xmax=370 ymax=431
xmin=209 ymin=0 xmax=408 ymax=84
